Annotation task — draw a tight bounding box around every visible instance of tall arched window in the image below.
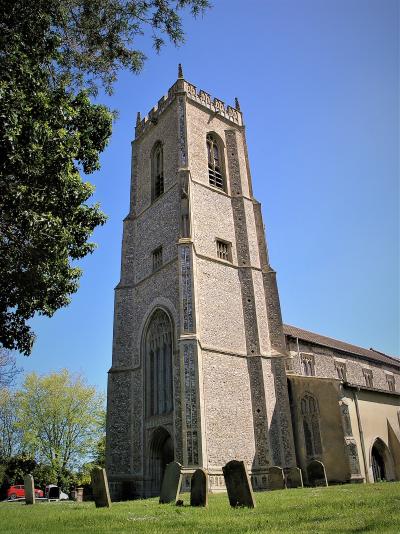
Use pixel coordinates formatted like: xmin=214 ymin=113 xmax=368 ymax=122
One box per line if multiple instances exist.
xmin=340 ymin=402 xmax=353 ymax=437
xmin=145 ymin=309 xmax=173 ymax=416
xmin=301 ymin=393 xmax=322 ymax=459
xmin=152 ymin=142 xmax=164 ymax=200
xmin=206 ymin=133 xmax=224 ymax=190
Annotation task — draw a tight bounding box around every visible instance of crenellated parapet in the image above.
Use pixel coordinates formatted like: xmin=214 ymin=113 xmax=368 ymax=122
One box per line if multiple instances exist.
xmin=135 ymin=67 xmax=243 ymax=139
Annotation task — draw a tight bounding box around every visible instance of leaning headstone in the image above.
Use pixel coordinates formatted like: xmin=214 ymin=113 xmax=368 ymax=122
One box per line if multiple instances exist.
xmin=190 ymin=468 xmax=208 ymax=507
xmin=159 ymin=461 xmax=182 ymax=504
xmin=307 ymin=460 xmax=328 ymax=487
xmin=48 ymin=486 xmax=60 ymax=500
xmin=268 ymin=466 xmax=286 ymax=490
xmin=222 ymin=460 xmax=256 ymax=508
xmin=91 ymin=467 xmax=112 ymax=508
xmin=24 ymin=474 xmax=35 ymax=505
xmin=285 ymin=467 xmax=303 ymax=489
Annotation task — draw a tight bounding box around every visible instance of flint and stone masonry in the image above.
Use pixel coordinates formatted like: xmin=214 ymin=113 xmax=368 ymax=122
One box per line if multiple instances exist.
xmin=106 ymin=68 xmax=400 ymax=500
xmin=106 ymin=68 xmax=296 ymax=499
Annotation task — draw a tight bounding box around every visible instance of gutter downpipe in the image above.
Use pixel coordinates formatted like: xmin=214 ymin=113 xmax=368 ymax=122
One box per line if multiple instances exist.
xmin=353 ymin=387 xmax=368 ymax=483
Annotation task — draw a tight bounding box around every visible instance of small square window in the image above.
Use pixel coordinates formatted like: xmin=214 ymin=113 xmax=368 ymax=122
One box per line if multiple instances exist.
xmin=216 ymin=240 xmax=231 ymax=262
xmin=335 ymin=361 xmax=347 ymax=381
xmin=152 ymin=246 xmax=163 ymax=271
xmin=386 ymin=375 xmax=395 ymax=392
xmin=363 ymin=369 xmax=373 ymax=388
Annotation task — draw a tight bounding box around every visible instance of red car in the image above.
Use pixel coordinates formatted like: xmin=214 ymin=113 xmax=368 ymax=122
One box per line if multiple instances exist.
xmin=7 ymin=484 xmax=44 ymax=500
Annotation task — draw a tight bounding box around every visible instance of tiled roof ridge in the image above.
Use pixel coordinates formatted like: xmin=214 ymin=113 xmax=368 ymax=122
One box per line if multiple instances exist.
xmin=283 ymin=324 xmax=400 ymax=368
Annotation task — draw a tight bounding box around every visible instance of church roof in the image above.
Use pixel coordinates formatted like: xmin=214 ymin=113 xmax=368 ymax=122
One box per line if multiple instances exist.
xmin=283 ymin=324 xmax=400 ymax=370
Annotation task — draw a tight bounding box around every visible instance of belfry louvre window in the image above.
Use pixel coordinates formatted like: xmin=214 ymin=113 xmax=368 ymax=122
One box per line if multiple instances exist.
xmin=152 ymin=142 xmax=164 ymax=200
xmin=216 ymin=240 xmax=231 ymax=262
xmin=363 ymin=368 xmax=373 ymax=388
xmin=207 ymin=134 xmax=224 ymax=189
xmin=386 ymin=375 xmax=395 ymax=392
xmin=335 ymin=361 xmax=347 ymax=381
xmin=152 ymin=246 xmax=163 ymax=271
xmin=301 ymin=394 xmax=322 ymax=459
xmin=301 ymin=354 xmax=315 ymax=377
xmin=145 ymin=309 xmax=173 ymax=417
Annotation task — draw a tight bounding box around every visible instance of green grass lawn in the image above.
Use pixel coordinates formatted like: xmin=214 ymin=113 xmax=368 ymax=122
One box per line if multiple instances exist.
xmin=1 ymin=483 xmax=400 ymax=534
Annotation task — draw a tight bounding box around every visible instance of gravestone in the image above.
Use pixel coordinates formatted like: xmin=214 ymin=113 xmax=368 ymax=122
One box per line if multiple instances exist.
xmin=190 ymin=468 xmax=208 ymax=507
xmin=24 ymin=474 xmax=35 ymax=505
xmin=307 ymin=460 xmax=328 ymax=487
xmin=222 ymin=460 xmax=255 ymax=508
xmin=91 ymin=467 xmax=112 ymax=508
xmin=285 ymin=467 xmax=303 ymax=488
xmin=159 ymin=461 xmax=182 ymax=504
xmin=48 ymin=486 xmax=60 ymax=500
xmin=268 ymin=466 xmax=286 ymax=490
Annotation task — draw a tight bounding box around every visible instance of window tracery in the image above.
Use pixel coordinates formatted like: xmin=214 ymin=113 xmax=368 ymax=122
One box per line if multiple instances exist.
xmin=145 ymin=309 xmax=173 ymax=416
xmin=206 ymin=133 xmax=224 ymax=190
xmin=301 ymin=393 xmax=322 ymax=459
xmin=335 ymin=361 xmax=347 ymax=381
xmin=301 ymin=354 xmax=315 ymax=376
xmin=152 ymin=142 xmax=164 ymax=200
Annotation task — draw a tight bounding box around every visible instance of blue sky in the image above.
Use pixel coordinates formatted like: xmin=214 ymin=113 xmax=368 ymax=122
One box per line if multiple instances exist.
xmin=21 ymin=0 xmax=398 ymax=392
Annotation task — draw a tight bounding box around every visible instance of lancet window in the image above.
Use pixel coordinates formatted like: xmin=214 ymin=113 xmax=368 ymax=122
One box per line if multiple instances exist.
xmin=363 ymin=368 xmax=373 ymax=388
xmin=335 ymin=361 xmax=347 ymax=381
xmin=152 ymin=142 xmax=164 ymax=200
xmin=207 ymin=133 xmax=224 ymax=190
xmin=145 ymin=309 xmax=173 ymax=416
xmin=386 ymin=374 xmax=395 ymax=392
xmin=301 ymin=393 xmax=322 ymax=459
xmin=301 ymin=353 xmax=315 ymax=376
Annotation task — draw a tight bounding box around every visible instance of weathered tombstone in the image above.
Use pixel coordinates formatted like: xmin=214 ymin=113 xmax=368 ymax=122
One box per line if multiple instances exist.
xmin=76 ymin=487 xmax=84 ymax=502
xmin=190 ymin=468 xmax=208 ymax=507
xmin=307 ymin=460 xmax=328 ymax=487
xmin=222 ymin=460 xmax=256 ymax=508
xmin=24 ymin=474 xmax=35 ymax=505
xmin=159 ymin=461 xmax=182 ymax=504
xmin=285 ymin=467 xmax=303 ymax=489
xmin=48 ymin=486 xmax=60 ymax=500
xmin=268 ymin=466 xmax=286 ymax=490
xmin=91 ymin=467 xmax=112 ymax=508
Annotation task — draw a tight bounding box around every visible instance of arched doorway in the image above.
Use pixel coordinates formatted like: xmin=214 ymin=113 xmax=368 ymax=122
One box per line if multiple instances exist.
xmin=371 ymin=438 xmax=395 ymax=482
xmin=148 ymin=427 xmax=174 ymax=495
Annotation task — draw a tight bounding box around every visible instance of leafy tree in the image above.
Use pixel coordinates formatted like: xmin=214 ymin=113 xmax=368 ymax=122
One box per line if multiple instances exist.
xmin=1 ymin=6 xmax=112 ymax=355
xmin=48 ymin=0 xmax=210 ymax=95
xmin=0 ymin=453 xmax=37 ymax=500
xmin=17 ymin=370 xmax=105 ymax=485
xmin=93 ymin=435 xmax=106 ymax=467
xmin=0 ymin=389 xmax=22 ymax=460
xmin=0 ymin=349 xmax=22 ymax=388
xmin=1 ymin=1 xmax=209 ymax=354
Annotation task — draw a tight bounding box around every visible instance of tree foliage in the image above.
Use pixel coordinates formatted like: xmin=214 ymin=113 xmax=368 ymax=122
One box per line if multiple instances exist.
xmin=16 ymin=369 xmax=105 ymax=484
xmin=52 ymin=0 xmax=210 ymax=95
xmin=1 ymin=5 xmax=112 ymax=354
xmin=0 ymin=349 xmax=22 ymax=388
xmin=0 ymin=0 xmax=209 ymax=354
xmin=0 ymin=389 xmax=21 ymax=460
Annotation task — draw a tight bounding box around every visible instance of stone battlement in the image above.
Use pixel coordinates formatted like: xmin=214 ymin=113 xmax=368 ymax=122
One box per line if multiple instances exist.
xmin=135 ymin=68 xmax=243 ymax=138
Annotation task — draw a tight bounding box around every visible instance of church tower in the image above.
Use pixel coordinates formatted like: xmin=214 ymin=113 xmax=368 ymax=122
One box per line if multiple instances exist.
xmin=106 ymin=67 xmax=296 ymax=499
